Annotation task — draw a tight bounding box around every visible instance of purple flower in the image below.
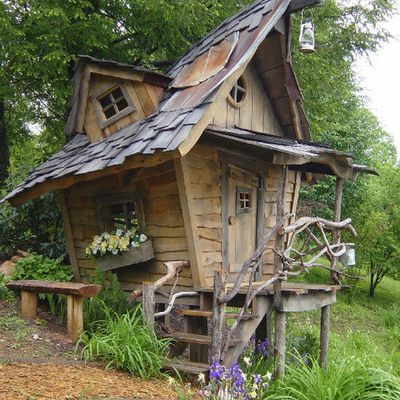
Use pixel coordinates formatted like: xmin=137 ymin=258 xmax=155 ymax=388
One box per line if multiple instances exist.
xmin=256 ymin=338 xmax=270 ymax=357
xmin=209 ymin=358 xmax=226 ymax=383
xmin=302 ymin=352 xmax=309 ymax=365
xmin=255 ymin=374 xmax=262 ymax=385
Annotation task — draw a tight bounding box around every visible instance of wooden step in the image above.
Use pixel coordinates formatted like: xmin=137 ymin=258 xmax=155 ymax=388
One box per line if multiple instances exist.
xmin=164 ymin=331 xmax=240 ymax=347
xmin=178 ymin=309 xmax=257 ymax=320
xmin=164 ymin=359 xmax=210 ymax=375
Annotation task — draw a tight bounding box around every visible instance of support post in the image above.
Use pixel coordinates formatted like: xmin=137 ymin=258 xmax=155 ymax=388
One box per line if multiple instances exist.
xmin=331 ymin=177 xmax=344 ymax=282
xmin=21 ymin=291 xmax=38 ymax=318
xmin=142 ymin=282 xmax=155 ymax=331
xmin=319 ymin=305 xmax=330 ymax=368
xmin=274 ymin=311 xmax=286 ymax=378
xmin=67 ymin=294 xmax=84 ymax=342
xmin=211 ymin=269 xmax=226 ymax=363
xmin=274 ymin=166 xmax=288 ymax=377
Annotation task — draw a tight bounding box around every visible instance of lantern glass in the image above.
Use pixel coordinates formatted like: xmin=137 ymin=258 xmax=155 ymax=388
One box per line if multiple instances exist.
xmin=299 ymin=21 xmax=315 ymax=53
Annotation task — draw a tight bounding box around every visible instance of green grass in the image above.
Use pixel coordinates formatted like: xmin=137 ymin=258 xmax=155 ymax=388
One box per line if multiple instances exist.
xmin=287 ymin=270 xmax=400 ymax=374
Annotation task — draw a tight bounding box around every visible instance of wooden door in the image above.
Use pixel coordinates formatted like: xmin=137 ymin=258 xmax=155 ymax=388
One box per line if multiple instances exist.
xmin=227 ymin=165 xmax=259 ymax=273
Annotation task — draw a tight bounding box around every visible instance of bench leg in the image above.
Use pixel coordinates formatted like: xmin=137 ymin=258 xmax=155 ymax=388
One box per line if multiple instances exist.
xmin=21 ymin=291 xmax=38 ymax=318
xmin=67 ymin=295 xmax=84 ymax=342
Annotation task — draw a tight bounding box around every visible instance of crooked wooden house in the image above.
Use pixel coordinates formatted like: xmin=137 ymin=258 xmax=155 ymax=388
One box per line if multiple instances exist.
xmin=2 ymin=0 xmax=372 ymax=373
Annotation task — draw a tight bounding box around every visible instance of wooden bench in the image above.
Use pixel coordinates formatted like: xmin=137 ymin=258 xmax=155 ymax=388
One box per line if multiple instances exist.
xmin=6 ymin=280 xmax=102 ymax=342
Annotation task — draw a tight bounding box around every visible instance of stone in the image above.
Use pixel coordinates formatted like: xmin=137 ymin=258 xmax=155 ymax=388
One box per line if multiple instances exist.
xmin=16 ymin=250 xmax=31 ymax=258
xmin=10 ymin=255 xmax=21 ymax=263
xmin=0 ymin=261 xmax=15 ymax=277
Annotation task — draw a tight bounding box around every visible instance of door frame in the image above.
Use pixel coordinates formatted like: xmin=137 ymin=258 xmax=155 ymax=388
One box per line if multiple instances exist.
xmin=219 ymin=151 xmax=266 ymax=281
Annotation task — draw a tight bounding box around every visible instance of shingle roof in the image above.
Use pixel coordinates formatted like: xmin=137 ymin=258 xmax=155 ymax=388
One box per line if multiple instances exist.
xmin=2 ymin=0 xmax=294 ymax=204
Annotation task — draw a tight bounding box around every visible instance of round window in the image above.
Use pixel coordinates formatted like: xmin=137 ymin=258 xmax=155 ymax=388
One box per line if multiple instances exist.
xmin=229 ymin=75 xmax=247 ymax=106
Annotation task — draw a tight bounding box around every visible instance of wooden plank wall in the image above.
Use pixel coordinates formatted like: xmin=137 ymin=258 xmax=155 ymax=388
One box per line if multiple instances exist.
xmin=262 ymin=168 xmax=299 ymax=276
xmin=185 ymin=145 xmax=223 ymax=287
xmin=62 ymin=160 xmax=193 ymax=292
xmin=211 ymin=62 xmax=284 ymax=136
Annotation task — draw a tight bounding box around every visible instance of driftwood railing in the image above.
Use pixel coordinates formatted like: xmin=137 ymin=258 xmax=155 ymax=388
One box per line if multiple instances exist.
xmin=211 ymin=215 xmax=358 ymax=373
xmin=133 ymin=261 xmax=197 ymax=329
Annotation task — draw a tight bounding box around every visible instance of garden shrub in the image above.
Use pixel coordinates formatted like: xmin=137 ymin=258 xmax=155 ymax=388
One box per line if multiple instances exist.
xmin=0 ymin=273 xmax=13 ymax=301
xmin=78 ymin=301 xmax=171 ymax=379
xmin=84 ymin=269 xmax=131 ymax=328
xmin=11 ymin=255 xmax=73 ymax=319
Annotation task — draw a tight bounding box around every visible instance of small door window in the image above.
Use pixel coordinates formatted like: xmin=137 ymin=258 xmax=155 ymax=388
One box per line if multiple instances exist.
xmin=236 ymin=187 xmax=253 ymax=214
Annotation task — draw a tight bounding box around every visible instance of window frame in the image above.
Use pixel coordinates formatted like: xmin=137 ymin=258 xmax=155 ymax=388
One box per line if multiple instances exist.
xmin=228 ymin=75 xmax=248 ymax=108
xmin=91 ymin=83 xmax=136 ymax=129
xmin=236 ymin=187 xmax=254 ymax=214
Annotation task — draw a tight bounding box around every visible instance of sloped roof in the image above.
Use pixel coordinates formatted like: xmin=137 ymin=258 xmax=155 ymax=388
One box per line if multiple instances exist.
xmin=3 ymin=0 xmax=296 ymax=205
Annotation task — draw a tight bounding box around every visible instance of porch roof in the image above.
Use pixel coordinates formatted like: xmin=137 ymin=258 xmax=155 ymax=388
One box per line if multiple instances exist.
xmin=205 ymin=125 xmax=377 ymax=180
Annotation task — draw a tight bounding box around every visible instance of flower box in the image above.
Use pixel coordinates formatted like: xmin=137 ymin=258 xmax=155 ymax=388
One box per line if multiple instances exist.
xmin=95 ymin=240 xmax=154 ymax=271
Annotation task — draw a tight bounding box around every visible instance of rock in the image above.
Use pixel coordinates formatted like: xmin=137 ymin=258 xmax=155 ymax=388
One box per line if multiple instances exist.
xmin=10 ymin=255 xmax=21 ymax=263
xmin=16 ymin=250 xmax=31 ymax=258
xmin=0 ymin=261 xmax=15 ymax=277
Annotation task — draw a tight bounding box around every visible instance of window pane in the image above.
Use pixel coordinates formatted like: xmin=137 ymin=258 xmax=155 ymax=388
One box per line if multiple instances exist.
xmin=116 ymin=98 xmax=129 ymax=111
xmin=100 ymin=95 xmax=112 ymax=108
xmin=112 ymin=87 xmax=124 ymax=100
xmin=104 ymin=107 xmax=117 ymax=119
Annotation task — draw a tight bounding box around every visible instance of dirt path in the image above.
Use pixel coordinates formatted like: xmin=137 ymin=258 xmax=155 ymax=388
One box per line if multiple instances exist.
xmin=0 ymin=300 xmax=178 ymax=400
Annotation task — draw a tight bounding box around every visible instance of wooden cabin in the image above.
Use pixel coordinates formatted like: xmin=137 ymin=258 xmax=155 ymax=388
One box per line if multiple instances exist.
xmin=2 ymin=0 xmax=372 ymax=373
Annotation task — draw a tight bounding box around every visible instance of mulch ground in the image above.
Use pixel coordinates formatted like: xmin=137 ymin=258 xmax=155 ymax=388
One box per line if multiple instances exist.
xmin=0 ymin=363 xmax=178 ymax=399
xmin=0 ymin=299 xmax=179 ymax=400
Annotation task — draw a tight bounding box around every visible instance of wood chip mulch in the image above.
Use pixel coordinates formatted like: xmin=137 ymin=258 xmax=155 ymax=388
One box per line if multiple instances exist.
xmin=0 ymin=363 xmax=178 ymax=400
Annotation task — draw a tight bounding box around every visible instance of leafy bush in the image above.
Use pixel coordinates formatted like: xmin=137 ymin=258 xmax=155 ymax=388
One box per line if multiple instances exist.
xmin=268 ymin=356 xmax=400 ymax=400
xmin=78 ymin=301 xmax=171 ymax=379
xmin=84 ymin=269 xmax=131 ymax=329
xmin=12 ymin=255 xmax=73 ymax=282
xmin=11 ymin=255 xmax=73 ymax=319
xmin=0 ymin=273 xmax=13 ymax=301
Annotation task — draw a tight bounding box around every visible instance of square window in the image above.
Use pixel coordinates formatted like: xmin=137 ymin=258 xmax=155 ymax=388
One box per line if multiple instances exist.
xmin=236 ymin=187 xmax=253 ymax=214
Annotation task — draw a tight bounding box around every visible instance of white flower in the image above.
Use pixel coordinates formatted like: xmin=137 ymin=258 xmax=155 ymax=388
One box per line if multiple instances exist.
xmin=132 ymin=241 xmax=140 ymax=248
xmin=264 ymin=371 xmax=272 ymax=381
xmin=243 ymin=356 xmax=251 ymax=366
xmin=139 ymin=234 xmax=147 ymax=243
xmin=167 ymin=376 xmax=175 ymax=386
xmin=116 ymin=229 xmax=123 ymax=237
xmin=198 ymin=373 xmax=206 ymax=383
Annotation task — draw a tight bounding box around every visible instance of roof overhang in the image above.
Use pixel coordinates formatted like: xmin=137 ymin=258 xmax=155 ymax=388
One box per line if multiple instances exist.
xmin=204 ymin=125 xmax=376 ymax=180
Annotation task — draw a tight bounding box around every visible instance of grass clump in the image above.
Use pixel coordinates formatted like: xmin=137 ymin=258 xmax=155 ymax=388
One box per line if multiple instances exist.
xmin=269 ymin=356 xmax=400 ymax=400
xmin=78 ymin=301 xmax=171 ymax=379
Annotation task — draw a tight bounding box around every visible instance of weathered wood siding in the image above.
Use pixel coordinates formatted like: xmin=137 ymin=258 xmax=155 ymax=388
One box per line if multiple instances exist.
xmin=211 ymin=62 xmax=283 ymax=136
xmin=84 ymin=74 xmax=164 ymax=143
xmin=262 ymin=168 xmax=301 ymax=276
xmin=62 ymin=161 xmax=193 ymax=292
xmin=185 ymin=145 xmax=223 ymax=287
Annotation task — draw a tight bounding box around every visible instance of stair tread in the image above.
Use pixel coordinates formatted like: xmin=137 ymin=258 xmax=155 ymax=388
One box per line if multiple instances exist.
xmin=178 ymin=309 xmax=257 ymax=320
xmin=163 ymin=331 xmax=241 ymax=346
xmin=165 ymin=359 xmax=210 ymax=374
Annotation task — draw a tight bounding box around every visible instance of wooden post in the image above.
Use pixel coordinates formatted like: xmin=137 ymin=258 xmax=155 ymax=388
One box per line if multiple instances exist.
xmin=319 ymin=305 xmax=330 ymax=368
xmin=67 ymin=294 xmax=84 ymax=342
xmin=142 ymin=282 xmax=155 ymax=331
xmin=274 ymin=311 xmax=286 ymax=378
xmin=21 ymin=291 xmax=38 ymax=318
xmin=331 ymin=177 xmax=344 ymax=282
xmin=211 ymin=269 xmax=226 ymax=363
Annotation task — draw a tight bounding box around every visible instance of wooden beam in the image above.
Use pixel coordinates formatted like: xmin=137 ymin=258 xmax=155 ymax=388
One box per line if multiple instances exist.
xmin=67 ymin=294 xmax=84 ymax=342
xmin=174 ymin=157 xmax=204 ymax=287
xmin=319 ymin=305 xmax=330 ymax=368
xmin=142 ymin=282 xmax=155 ymax=331
xmin=279 ymin=290 xmax=336 ymax=312
xmin=21 ymin=291 xmax=38 ymax=318
xmin=59 ymin=190 xmax=80 ymax=281
xmin=288 ymin=0 xmax=323 ymax=14
xmin=274 ymin=311 xmax=286 ymax=378
xmin=331 ymin=177 xmax=344 ymax=281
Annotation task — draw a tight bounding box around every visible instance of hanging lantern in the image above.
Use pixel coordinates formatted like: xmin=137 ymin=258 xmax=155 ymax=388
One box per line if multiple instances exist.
xmin=299 ymin=20 xmax=315 ymax=54
xmin=339 ymin=244 xmax=356 ymax=268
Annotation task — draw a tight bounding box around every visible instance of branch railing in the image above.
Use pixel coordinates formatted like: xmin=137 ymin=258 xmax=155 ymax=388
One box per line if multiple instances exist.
xmin=212 ymin=215 xmax=359 ymax=363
